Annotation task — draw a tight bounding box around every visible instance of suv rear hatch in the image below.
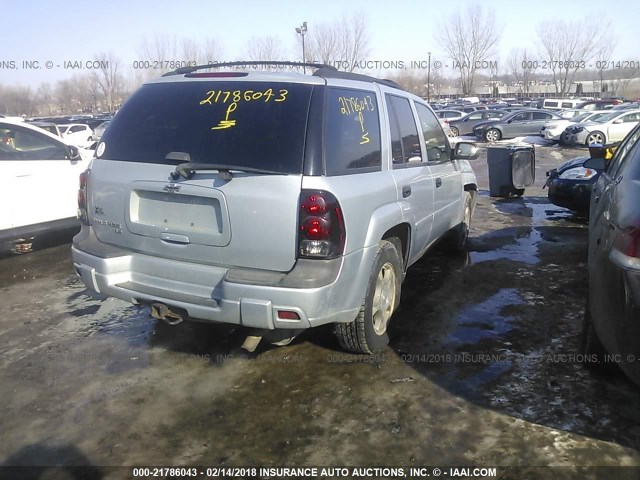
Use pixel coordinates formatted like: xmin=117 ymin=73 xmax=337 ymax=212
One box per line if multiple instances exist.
xmin=89 ymin=77 xmax=318 ymax=272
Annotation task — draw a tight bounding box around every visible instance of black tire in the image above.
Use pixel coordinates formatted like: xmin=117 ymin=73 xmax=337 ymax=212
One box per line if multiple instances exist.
xmin=449 ymin=126 xmax=459 ymax=137
xmin=447 ymin=191 xmax=473 ymax=253
xmin=335 ymin=240 xmax=402 ymax=354
xmin=484 ymin=128 xmax=501 ymax=142
xmin=514 ymin=188 xmax=525 ymax=197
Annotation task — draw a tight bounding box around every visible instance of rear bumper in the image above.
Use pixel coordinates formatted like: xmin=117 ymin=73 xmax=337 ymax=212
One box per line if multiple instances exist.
xmin=72 ymin=228 xmax=376 ymax=330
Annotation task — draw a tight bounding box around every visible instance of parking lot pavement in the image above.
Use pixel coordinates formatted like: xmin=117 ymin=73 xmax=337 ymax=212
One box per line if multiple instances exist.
xmin=1 ymin=144 xmax=639 ymax=476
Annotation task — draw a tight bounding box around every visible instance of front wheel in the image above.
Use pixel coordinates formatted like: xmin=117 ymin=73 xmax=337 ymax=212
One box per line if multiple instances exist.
xmin=335 ymin=240 xmax=402 ymax=354
xmin=484 ymin=128 xmax=501 ymax=142
xmin=585 ymin=131 xmax=605 ymax=146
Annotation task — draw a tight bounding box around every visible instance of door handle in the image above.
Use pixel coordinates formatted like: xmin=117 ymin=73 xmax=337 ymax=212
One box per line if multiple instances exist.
xmin=594 ymin=196 xmax=600 ymax=204
xmin=436 ymin=178 xmax=443 ymax=188
xmin=402 ymin=186 xmax=411 ymax=198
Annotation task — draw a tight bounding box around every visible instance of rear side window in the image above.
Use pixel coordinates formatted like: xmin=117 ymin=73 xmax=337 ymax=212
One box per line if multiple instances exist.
xmin=545 ymin=101 xmax=558 ymax=108
xmin=532 ymin=112 xmax=552 ymax=120
xmin=561 ymin=102 xmax=573 ymax=108
xmin=387 ymin=95 xmax=422 ymax=167
xmin=324 ymin=87 xmax=381 ymax=175
xmin=99 ymin=81 xmax=313 ymax=174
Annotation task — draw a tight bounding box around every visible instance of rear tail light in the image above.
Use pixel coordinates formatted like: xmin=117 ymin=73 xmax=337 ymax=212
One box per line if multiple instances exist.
xmin=77 ymin=168 xmax=91 ymax=225
xmin=614 ymin=228 xmax=640 ymax=259
xmin=298 ymin=190 xmax=345 ymax=258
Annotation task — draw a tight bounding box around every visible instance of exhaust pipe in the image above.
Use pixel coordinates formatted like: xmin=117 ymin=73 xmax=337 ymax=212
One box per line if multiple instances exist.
xmin=149 ymin=302 xmax=185 ymax=325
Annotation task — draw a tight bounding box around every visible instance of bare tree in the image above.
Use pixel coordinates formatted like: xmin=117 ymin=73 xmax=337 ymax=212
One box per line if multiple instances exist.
xmin=435 ymin=5 xmax=502 ymax=95
xmin=138 ymin=34 xmax=224 ymax=77
xmin=245 ymin=36 xmax=286 ymax=69
xmin=507 ymin=48 xmax=537 ymax=96
xmin=306 ymin=13 xmax=371 ymax=71
xmin=92 ymin=52 xmax=124 ymax=112
xmin=0 ymin=85 xmax=37 ymax=116
xmin=536 ymin=18 xmax=610 ymax=96
xmin=593 ymin=43 xmax=615 ymax=97
xmin=608 ymin=61 xmax=640 ymax=97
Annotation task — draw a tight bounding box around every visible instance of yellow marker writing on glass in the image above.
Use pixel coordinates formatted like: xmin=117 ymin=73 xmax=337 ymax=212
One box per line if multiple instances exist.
xmin=212 ymin=102 xmax=238 ymax=130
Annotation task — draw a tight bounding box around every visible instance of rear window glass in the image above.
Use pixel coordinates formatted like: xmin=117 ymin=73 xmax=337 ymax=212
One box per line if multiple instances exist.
xmin=99 ymin=81 xmax=313 ymax=174
xmin=324 ymin=87 xmax=381 ymax=175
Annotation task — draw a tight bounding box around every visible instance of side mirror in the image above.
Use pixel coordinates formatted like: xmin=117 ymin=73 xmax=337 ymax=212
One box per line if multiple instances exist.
xmin=67 ymin=145 xmax=81 ymax=160
xmin=584 ymin=156 xmax=606 ymax=170
xmin=613 ymin=119 xmax=623 ymax=124
xmin=451 ymin=141 xmax=479 ymax=160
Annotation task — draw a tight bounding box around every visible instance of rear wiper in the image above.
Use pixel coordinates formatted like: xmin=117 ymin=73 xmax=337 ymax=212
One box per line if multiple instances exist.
xmin=170 ymin=162 xmax=282 ymax=180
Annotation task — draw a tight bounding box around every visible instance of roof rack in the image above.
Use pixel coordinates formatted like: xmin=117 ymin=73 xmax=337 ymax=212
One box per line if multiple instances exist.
xmin=162 ymin=60 xmax=404 ymax=91
xmin=163 ymin=61 xmax=337 ymax=76
xmin=312 ymin=68 xmax=404 ymax=90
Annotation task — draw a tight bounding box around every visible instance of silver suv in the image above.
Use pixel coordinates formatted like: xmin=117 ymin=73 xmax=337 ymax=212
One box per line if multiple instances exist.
xmin=72 ymin=62 xmax=479 ymax=354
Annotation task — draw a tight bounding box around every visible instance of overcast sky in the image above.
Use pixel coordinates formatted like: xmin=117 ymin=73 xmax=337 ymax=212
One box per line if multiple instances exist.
xmin=2 ymin=0 xmax=638 ymax=87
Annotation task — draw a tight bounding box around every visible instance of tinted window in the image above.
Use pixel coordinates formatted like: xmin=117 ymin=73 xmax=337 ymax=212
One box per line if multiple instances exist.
xmin=467 ymin=113 xmax=483 ymax=121
xmin=511 ymin=112 xmax=530 ymax=122
xmin=561 ymin=102 xmax=573 ymax=108
xmin=100 ymin=81 xmax=313 ymax=174
xmin=608 ymin=126 xmax=640 ymax=178
xmin=414 ymin=103 xmax=450 ymax=162
xmin=532 ymin=112 xmax=552 ymax=120
xmin=389 ymin=104 xmax=403 ymax=165
xmin=325 ymin=88 xmax=381 ymax=175
xmin=545 ymin=101 xmax=558 ymax=108
xmin=387 ymin=95 xmax=421 ymax=166
xmin=0 ymin=125 xmax=67 ymax=161
xmin=486 ymin=111 xmax=503 ymax=119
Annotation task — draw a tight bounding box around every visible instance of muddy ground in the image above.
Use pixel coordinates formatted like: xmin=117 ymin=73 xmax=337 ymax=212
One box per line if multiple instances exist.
xmin=1 ymin=142 xmax=639 ymax=480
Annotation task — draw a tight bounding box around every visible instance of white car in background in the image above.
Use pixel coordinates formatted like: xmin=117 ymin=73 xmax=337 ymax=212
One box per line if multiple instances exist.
xmin=541 ymin=110 xmax=609 ymax=142
xmin=557 ymin=111 xmax=612 ymax=144
xmin=569 ymin=109 xmax=640 ymax=146
xmin=435 ymin=109 xmax=464 ymax=137
xmin=0 ymin=119 xmax=91 ymax=253
xmin=59 ymin=123 xmax=94 ymax=147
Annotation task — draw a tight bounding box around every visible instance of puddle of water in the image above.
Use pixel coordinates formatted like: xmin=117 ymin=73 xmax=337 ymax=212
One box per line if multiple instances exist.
xmin=470 ymin=228 xmax=541 ymax=265
xmin=445 ymin=288 xmax=523 ymax=345
xmin=433 ymin=288 xmax=525 ymax=395
xmin=470 ymin=197 xmax=583 ymax=265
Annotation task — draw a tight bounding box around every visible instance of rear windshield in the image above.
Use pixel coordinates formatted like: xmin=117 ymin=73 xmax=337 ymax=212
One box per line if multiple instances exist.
xmin=99 ymin=81 xmax=314 ymax=174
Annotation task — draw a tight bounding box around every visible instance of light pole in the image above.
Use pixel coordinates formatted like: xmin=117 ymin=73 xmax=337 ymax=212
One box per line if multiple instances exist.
xmin=427 ymin=52 xmax=431 ymax=102
xmin=295 ymin=21 xmax=308 ymax=73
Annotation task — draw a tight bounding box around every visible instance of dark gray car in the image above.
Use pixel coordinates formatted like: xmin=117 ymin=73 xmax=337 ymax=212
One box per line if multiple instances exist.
xmin=447 ymin=110 xmax=506 ymax=137
xmin=474 ymin=109 xmax=563 ymax=142
xmin=583 ymin=124 xmax=640 ymax=385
